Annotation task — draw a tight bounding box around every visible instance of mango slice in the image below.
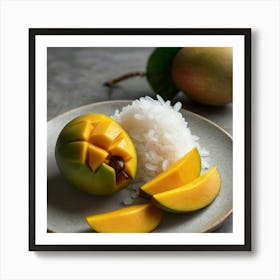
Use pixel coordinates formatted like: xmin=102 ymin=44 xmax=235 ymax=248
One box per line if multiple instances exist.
xmin=140 ymin=147 xmax=201 ymax=197
xmin=55 ymin=114 xmax=137 ymax=195
xmin=152 ymin=166 xmax=221 ymax=213
xmin=86 ymin=203 xmax=163 ymax=233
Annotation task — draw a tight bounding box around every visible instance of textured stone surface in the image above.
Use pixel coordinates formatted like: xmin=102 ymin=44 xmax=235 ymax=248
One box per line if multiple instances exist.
xmin=47 ymin=47 xmax=232 ymax=232
xmin=47 ymin=47 xmax=154 ymax=120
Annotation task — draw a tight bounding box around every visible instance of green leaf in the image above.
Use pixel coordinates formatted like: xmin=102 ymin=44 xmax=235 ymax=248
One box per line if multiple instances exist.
xmin=146 ymin=47 xmax=182 ymax=100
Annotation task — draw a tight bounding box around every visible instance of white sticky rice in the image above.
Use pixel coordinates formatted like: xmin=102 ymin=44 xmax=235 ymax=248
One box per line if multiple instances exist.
xmin=112 ymin=95 xmax=210 ymax=187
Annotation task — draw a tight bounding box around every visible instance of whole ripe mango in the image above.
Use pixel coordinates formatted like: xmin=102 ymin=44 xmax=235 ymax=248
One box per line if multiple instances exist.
xmin=105 ymin=47 xmax=232 ymax=106
xmin=171 ymin=47 xmax=232 ymax=106
xmin=55 ymin=113 xmax=137 ymax=195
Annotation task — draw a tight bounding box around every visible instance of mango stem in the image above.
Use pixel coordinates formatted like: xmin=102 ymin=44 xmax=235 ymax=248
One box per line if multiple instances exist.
xmin=103 ymin=71 xmax=146 ymax=87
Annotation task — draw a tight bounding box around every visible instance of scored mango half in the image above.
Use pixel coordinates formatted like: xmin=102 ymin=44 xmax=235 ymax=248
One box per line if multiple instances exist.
xmin=55 ymin=113 xmax=137 ymax=195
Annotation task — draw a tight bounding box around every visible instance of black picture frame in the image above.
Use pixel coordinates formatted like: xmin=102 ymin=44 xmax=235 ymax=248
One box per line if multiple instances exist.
xmin=29 ymin=28 xmax=251 ymax=251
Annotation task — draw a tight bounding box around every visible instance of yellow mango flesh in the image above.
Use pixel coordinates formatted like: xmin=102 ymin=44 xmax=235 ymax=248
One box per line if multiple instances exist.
xmin=86 ymin=203 xmax=162 ymax=233
xmin=140 ymin=147 xmax=201 ymax=197
xmin=90 ymin=121 xmax=122 ymax=150
xmin=55 ymin=114 xmax=137 ymax=195
xmin=88 ymin=144 xmax=109 ymax=172
xmin=152 ymin=166 xmax=221 ymax=212
xmin=108 ymin=137 xmax=132 ymax=161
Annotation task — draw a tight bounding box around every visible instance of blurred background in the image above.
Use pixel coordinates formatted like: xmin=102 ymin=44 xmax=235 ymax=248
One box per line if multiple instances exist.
xmin=47 ymin=47 xmax=232 ymax=232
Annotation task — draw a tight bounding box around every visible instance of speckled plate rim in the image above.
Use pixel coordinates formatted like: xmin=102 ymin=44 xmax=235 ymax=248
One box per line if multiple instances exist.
xmin=47 ymin=100 xmax=233 ymax=233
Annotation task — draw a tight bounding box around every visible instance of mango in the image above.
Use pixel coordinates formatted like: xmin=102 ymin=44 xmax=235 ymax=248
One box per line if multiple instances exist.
xmin=86 ymin=203 xmax=163 ymax=233
xmin=152 ymin=166 xmax=221 ymax=213
xmin=105 ymin=47 xmax=232 ymax=106
xmin=140 ymin=147 xmax=201 ymax=197
xmin=171 ymin=47 xmax=232 ymax=106
xmin=55 ymin=113 xmax=137 ymax=195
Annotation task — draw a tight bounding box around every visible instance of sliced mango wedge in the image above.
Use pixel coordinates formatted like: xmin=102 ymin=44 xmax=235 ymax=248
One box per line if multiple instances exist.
xmin=86 ymin=203 xmax=163 ymax=233
xmin=140 ymin=147 xmax=201 ymax=197
xmin=152 ymin=166 xmax=221 ymax=213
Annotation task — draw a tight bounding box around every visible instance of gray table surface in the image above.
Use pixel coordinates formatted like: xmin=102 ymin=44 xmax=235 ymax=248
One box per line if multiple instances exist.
xmin=47 ymin=47 xmax=232 ymax=233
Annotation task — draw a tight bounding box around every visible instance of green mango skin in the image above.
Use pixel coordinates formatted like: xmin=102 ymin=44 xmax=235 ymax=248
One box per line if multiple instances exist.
xmin=55 ymin=140 xmax=117 ymax=195
xmin=171 ymin=47 xmax=232 ymax=106
xmin=56 ymin=121 xmax=92 ymax=144
xmin=56 ymin=158 xmax=117 ymax=195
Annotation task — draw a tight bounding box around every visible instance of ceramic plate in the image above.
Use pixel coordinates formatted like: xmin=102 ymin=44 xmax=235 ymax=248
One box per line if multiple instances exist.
xmin=47 ymin=100 xmax=232 ymax=233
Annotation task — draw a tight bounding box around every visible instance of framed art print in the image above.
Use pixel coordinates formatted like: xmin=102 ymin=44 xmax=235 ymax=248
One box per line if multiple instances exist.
xmin=29 ymin=28 xmax=251 ymax=251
